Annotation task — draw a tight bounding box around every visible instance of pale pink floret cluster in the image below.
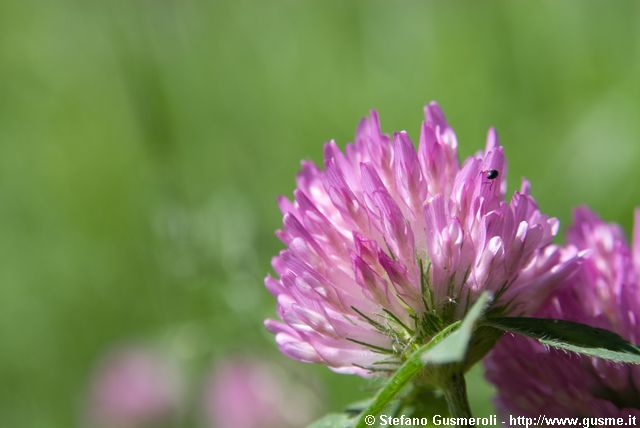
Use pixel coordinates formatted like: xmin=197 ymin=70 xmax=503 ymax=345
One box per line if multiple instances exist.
xmin=205 ymin=359 xmax=318 ymax=428
xmin=86 ymin=347 xmax=183 ymax=428
xmin=265 ymin=103 xmax=582 ymax=375
xmin=485 ymin=208 xmax=640 ymax=417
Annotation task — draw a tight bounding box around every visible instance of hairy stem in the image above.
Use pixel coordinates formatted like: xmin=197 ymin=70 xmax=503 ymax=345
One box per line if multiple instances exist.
xmin=442 ymin=371 xmax=475 ymax=427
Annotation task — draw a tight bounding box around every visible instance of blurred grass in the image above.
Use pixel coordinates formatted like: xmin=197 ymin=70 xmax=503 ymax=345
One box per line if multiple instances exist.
xmin=1 ymin=0 xmax=640 ymax=426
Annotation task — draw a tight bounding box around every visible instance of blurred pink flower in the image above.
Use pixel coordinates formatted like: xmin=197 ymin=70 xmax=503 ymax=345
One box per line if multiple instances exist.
xmin=86 ymin=346 xmax=183 ymax=428
xmin=485 ymin=207 xmax=640 ymax=417
xmin=204 ymin=358 xmax=319 ymax=428
xmin=266 ymin=102 xmax=583 ymax=376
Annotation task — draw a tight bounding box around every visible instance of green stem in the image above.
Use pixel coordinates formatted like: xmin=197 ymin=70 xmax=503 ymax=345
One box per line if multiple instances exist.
xmin=442 ymin=372 xmax=475 ymax=427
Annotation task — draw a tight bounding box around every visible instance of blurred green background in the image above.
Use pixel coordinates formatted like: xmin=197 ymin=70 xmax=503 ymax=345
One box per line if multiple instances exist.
xmin=2 ymin=1 xmax=640 ymax=427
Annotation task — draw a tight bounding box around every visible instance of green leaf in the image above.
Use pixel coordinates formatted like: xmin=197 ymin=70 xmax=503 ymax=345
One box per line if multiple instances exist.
xmin=484 ymin=317 xmax=640 ymax=364
xmin=352 ymin=321 xmax=460 ymax=428
xmin=422 ymin=292 xmax=492 ymax=364
xmin=307 ymin=413 xmax=356 ymax=428
xmin=401 ymin=386 xmax=450 ymax=418
xmin=344 ymin=399 xmax=374 ymax=415
xmin=305 ymin=399 xmax=374 ymax=428
xmin=352 ymin=291 xmax=492 ymax=428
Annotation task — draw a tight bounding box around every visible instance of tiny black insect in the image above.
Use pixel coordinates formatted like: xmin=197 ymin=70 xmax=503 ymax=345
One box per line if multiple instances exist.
xmin=485 ymin=169 xmax=499 ymax=180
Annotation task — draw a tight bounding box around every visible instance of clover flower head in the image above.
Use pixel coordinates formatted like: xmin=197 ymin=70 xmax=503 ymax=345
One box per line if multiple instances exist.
xmin=266 ymin=103 xmax=582 ymax=376
xmin=86 ymin=346 xmax=183 ymax=428
xmin=204 ymin=358 xmax=319 ymax=428
xmin=485 ymin=207 xmax=640 ymax=417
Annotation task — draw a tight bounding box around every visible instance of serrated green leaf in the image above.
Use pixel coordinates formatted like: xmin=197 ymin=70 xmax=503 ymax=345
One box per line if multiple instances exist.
xmin=307 ymin=413 xmax=356 ymax=428
xmin=484 ymin=317 xmax=640 ymax=364
xmin=422 ymin=292 xmax=492 ymax=364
